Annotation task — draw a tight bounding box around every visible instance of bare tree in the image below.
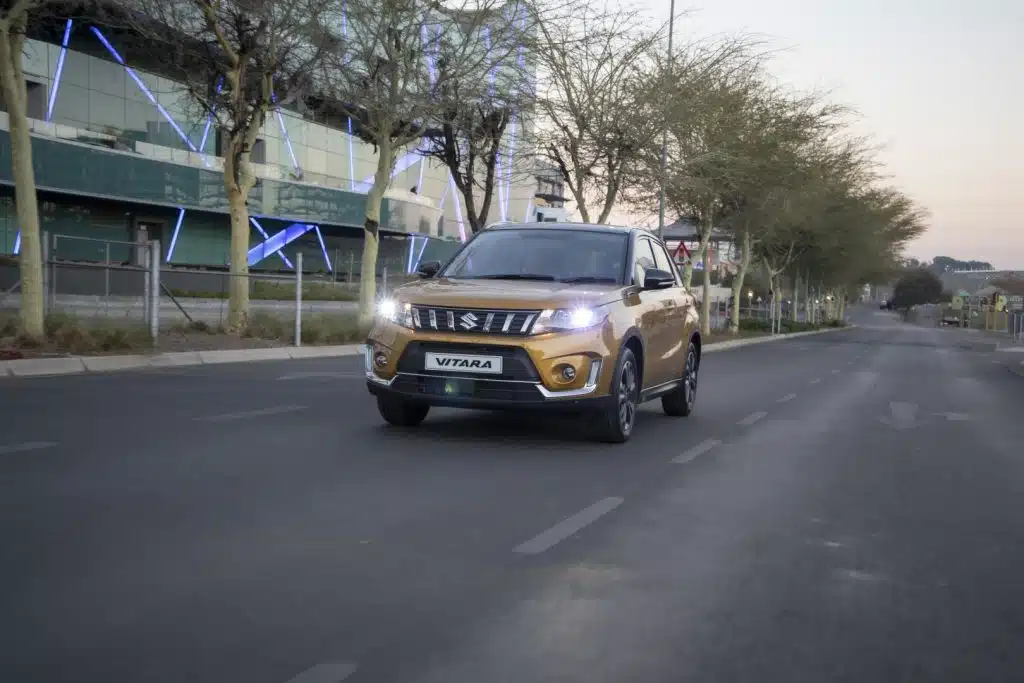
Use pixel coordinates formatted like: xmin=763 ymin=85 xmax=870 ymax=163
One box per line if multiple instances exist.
xmin=320 ymin=0 xmax=529 ymax=326
xmin=532 ymin=4 xmax=661 ymax=224
xmin=0 ymin=0 xmax=72 ymax=339
xmin=122 ymin=0 xmax=333 ymax=331
xmin=417 ymin=1 xmax=535 ymax=233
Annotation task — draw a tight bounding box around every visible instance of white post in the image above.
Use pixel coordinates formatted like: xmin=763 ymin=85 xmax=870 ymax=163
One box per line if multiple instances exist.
xmin=149 ymin=239 xmax=160 ymax=342
xmin=294 ymin=251 xmax=303 ymax=347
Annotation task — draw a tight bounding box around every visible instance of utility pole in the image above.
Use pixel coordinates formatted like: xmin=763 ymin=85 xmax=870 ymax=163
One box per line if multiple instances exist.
xmin=657 ymin=0 xmax=675 ymax=242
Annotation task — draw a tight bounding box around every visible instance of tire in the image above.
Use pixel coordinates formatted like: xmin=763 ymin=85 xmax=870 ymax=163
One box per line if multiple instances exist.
xmin=376 ymin=395 xmax=430 ymax=427
xmin=662 ymin=340 xmax=698 ymax=417
xmin=593 ymin=346 xmax=640 ymax=443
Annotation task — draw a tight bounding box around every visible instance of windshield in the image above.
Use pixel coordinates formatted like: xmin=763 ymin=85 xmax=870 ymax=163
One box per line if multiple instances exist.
xmin=441 ymin=229 xmax=629 ymax=284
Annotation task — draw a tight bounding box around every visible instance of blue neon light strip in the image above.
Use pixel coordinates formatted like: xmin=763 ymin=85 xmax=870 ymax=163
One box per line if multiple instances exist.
xmin=250 ymin=217 xmax=295 ymax=268
xmin=448 ymin=172 xmax=466 ymax=241
xmin=13 ymin=231 xmax=21 ymax=255
xmin=342 ymin=1 xmax=356 ymax=190
xmin=46 ymin=19 xmax=73 ymax=123
xmin=247 ymin=222 xmax=314 ymax=267
xmin=90 ymin=27 xmax=198 ymax=153
xmin=406 ymin=235 xmax=417 ymax=273
xmin=165 ymin=208 xmax=186 ymax=261
xmin=313 ymin=225 xmax=332 ymax=272
xmin=414 ymin=236 xmax=429 ymax=271
xmin=275 ymin=108 xmax=301 ymax=171
xmin=198 ymin=77 xmax=223 ymax=155
xmin=355 ymin=152 xmax=422 ymax=193
xmin=417 ymin=156 xmax=426 ymax=192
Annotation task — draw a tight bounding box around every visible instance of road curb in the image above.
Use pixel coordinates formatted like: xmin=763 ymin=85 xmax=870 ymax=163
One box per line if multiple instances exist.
xmin=703 ymin=325 xmax=853 ymax=354
xmin=0 ymin=327 xmax=851 ymax=379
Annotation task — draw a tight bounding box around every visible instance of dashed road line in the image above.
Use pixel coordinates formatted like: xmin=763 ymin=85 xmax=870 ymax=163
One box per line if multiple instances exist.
xmin=737 ymin=411 xmax=768 ymax=427
xmin=672 ymin=438 xmax=720 ymax=464
xmin=0 ymin=441 xmax=58 ymax=455
xmin=776 ymin=393 xmax=797 ymax=403
xmin=284 ymin=661 xmax=358 ymax=683
xmin=810 ymin=378 xmax=821 ymax=384
xmin=514 ymin=497 xmax=624 ymax=555
xmin=195 ymin=405 xmax=307 ymax=423
xmin=831 ymin=369 xmax=841 ymax=374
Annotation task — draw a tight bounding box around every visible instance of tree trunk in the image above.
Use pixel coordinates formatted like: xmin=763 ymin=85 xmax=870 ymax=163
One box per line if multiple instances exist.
xmin=358 ymin=139 xmax=395 ymax=328
xmin=0 ymin=20 xmax=44 ymax=339
xmin=792 ymin=271 xmax=800 ymax=322
xmin=222 ymin=145 xmax=253 ymax=332
xmin=729 ymin=230 xmax=752 ymax=334
xmin=697 ymin=218 xmax=713 ymax=337
xmin=701 ymin=251 xmax=712 ymax=337
xmin=224 ymin=184 xmax=250 ymax=330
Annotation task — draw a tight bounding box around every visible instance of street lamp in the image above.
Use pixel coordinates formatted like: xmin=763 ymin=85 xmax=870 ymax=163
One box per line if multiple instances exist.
xmin=657 ymin=0 xmax=676 ymax=241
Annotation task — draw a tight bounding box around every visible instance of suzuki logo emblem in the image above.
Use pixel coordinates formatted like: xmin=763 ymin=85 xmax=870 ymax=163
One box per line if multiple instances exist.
xmin=460 ymin=312 xmax=478 ymax=330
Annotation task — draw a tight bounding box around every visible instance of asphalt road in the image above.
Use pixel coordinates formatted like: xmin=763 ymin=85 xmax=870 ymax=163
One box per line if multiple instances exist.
xmin=2 ymin=307 xmax=1023 ymax=683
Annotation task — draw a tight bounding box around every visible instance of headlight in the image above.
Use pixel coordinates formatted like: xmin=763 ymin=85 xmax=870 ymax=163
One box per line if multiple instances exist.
xmin=377 ymin=299 xmax=413 ymax=328
xmin=532 ymin=307 xmax=606 ymax=334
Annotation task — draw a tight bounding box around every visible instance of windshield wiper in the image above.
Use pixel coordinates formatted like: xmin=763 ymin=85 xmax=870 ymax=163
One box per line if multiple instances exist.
xmin=473 ymin=273 xmax=556 ymax=281
xmin=560 ymin=276 xmax=617 ymax=284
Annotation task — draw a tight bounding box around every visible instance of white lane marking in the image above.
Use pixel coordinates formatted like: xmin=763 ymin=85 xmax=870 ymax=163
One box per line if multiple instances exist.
xmin=672 ymin=438 xmax=720 ymax=464
xmin=278 ymin=372 xmax=364 ymax=381
xmin=0 ymin=441 xmax=58 ymax=455
xmin=195 ymin=405 xmax=307 ymax=423
xmin=831 ymin=369 xmax=841 ymax=374
xmin=737 ymin=411 xmax=768 ymax=427
xmin=776 ymin=393 xmax=797 ymax=403
xmin=810 ymin=378 xmax=821 ymax=384
xmin=284 ymin=661 xmax=358 ymax=683
xmin=514 ymin=497 xmax=624 ymax=555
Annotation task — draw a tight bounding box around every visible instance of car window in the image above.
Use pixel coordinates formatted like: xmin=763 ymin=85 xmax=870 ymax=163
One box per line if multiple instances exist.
xmin=650 ymin=240 xmax=680 ymax=285
xmin=441 ymin=228 xmax=629 ymax=284
xmin=632 ymin=238 xmax=658 ymax=286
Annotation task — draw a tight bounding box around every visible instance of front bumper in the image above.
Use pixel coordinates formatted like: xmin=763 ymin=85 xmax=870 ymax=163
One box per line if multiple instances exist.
xmin=364 ymin=339 xmax=612 ymax=412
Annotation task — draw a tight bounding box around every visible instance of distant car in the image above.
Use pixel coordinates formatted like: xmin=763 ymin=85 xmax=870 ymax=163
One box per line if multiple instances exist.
xmin=364 ymin=222 xmax=703 ymax=443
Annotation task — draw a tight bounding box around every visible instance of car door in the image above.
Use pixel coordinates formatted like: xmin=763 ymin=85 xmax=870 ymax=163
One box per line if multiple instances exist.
xmin=650 ymin=238 xmax=693 ymax=376
xmin=631 ymin=237 xmax=676 ymax=388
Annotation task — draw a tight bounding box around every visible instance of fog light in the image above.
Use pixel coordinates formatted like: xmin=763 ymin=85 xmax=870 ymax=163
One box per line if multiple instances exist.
xmin=561 ymin=365 xmax=576 ymax=381
xmin=374 ymin=351 xmax=388 ymax=368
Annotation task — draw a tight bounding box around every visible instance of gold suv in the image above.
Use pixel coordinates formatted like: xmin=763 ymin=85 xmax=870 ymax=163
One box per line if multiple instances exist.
xmin=364 ymin=223 xmax=702 ymax=442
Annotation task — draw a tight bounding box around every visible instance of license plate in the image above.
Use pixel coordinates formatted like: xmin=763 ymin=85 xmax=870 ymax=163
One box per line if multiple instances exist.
xmin=424 ymin=352 xmax=503 ymax=375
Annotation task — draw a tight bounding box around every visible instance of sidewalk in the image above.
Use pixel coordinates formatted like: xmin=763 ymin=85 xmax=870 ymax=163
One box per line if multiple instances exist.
xmin=0 ymin=326 xmax=851 ymax=379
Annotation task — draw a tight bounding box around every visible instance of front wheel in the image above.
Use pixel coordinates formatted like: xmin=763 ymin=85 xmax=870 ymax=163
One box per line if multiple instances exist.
xmin=377 ymin=395 xmax=430 ymax=427
xmin=593 ymin=347 xmax=640 ymax=443
xmin=662 ymin=340 xmax=698 ymax=417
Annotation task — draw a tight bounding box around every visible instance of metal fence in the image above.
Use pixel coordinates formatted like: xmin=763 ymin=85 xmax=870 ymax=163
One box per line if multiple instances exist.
xmin=0 ymin=232 xmax=429 ymax=346
xmin=701 ymin=297 xmax=838 ymax=331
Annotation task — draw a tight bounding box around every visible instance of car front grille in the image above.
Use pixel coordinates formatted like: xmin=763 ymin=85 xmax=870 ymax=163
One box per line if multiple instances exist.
xmin=391 ymin=374 xmax=542 ymax=402
xmin=411 ymin=306 xmax=541 ymax=336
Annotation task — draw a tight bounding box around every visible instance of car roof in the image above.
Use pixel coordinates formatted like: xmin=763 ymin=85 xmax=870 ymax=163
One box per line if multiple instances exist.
xmin=485 ymin=221 xmax=645 ymax=237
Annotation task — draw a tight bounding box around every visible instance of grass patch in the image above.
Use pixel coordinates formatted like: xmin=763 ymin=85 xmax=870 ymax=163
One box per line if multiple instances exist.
xmin=1 ymin=311 xmax=153 ymax=355
xmin=168 ymin=311 xmax=364 ymax=345
xmin=168 ymin=280 xmax=359 ymax=302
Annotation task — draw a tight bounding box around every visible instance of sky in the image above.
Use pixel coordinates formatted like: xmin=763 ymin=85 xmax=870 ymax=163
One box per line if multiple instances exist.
xmin=634 ymin=0 xmax=1023 ymax=269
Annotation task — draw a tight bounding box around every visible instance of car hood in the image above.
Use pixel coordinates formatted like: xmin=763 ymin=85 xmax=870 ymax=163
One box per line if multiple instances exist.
xmin=392 ymin=278 xmax=625 ymax=310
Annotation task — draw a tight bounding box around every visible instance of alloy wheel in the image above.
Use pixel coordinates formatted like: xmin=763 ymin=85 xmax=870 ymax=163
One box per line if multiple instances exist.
xmin=618 ymin=359 xmax=638 ymax=434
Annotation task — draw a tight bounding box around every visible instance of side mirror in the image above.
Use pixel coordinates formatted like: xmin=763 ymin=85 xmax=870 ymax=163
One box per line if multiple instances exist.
xmin=417 ymin=261 xmax=441 ymax=278
xmin=642 ymin=269 xmax=675 ymax=290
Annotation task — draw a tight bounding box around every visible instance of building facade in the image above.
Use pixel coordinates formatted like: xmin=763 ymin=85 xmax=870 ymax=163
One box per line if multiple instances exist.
xmin=0 ymin=14 xmax=537 ymax=277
